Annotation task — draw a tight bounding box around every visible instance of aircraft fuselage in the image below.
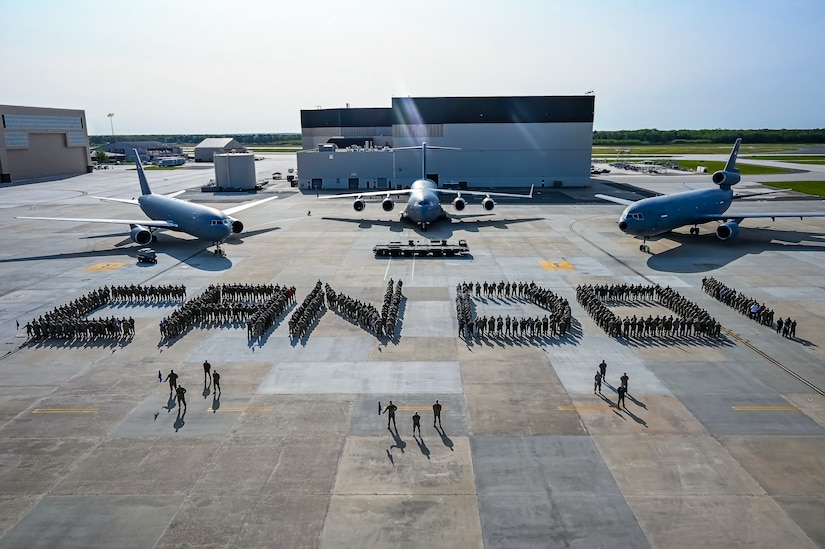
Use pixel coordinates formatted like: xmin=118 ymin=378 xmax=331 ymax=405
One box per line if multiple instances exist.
xmin=403 ymin=179 xmax=447 ymax=225
xmin=139 ymin=194 xmax=232 ymax=242
xmin=619 ymin=187 xmax=734 ymax=237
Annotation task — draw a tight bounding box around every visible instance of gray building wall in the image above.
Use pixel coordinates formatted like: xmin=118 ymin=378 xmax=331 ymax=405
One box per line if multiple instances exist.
xmin=0 ymin=104 xmax=91 ymax=183
xmin=298 ymin=96 xmax=594 ymax=190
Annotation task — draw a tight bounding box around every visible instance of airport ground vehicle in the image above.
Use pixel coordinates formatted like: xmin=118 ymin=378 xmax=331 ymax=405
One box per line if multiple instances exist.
xmin=137 ymin=247 xmax=157 ymax=264
xmin=373 ymin=239 xmax=469 ymax=257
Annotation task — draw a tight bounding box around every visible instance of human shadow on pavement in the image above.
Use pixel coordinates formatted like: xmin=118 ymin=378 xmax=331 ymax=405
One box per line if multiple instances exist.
xmin=174 ymin=408 xmax=186 ymax=432
xmin=389 ymin=428 xmax=406 ymax=453
xmin=212 ymin=393 xmax=221 ymax=413
xmin=435 ymin=425 xmax=454 ymax=451
xmin=622 ymin=406 xmax=648 ymax=428
xmin=202 ymin=382 xmax=211 ymax=399
xmin=163 ymin=394 xmax=177 ymax=412
xmin=414 ymin=435 xmax=431 ymax=459
xmin=626 ymin=393 xmax=646 ymax=409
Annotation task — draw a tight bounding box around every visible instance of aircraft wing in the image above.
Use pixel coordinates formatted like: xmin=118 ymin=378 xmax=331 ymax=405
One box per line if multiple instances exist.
xmin=695 ymin=212 xmax=825 ymax=222
xmin=434 ymin=185 xmax=534 ymax=200
xmin=594 ymin=193 xmax=636 ymax=206
xmin=221 ymin=195 xmax=278 ymax=216
xmin=317 ymin=189 xmax=412 ymax=200
xmin=93 ymin=196 xmax=140 ymax=205
xmin=16 ymin=216 xmax=179 ymax=229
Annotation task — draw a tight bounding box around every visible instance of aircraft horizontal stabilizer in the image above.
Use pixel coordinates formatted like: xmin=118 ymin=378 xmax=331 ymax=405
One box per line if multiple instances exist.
xmin=92 ymin=196 xmax=140 ymax=205
xmin=595 ymin=194 xmax=635 ymax=206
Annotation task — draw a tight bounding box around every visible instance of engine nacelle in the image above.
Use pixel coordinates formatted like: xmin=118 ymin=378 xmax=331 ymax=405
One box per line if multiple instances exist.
xmin=381 ymin=198 xmax=395 ymax=212
xmin=716 ymin=221 xmax=740 ymax=240
xmin=452 ymin=197 xmax=466 ymax=211
xmin=712 ymin=170 xmax=741 ymax=187
xmin=129 ymin=225 xmax=153 ymax=245
xmin=481 ymin=196 xmax=496 ymax=211
xmin=353 ymin=198 xmax=366 ymax=212
xmin=229 ymin=218 xmax=243 ymax=234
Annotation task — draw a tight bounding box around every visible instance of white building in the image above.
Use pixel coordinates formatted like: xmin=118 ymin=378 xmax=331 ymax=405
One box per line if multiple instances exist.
xmin=194 ymin=137 xmax=246 ymax=162
xmin=297 ymin=95 xmax=595 ymax=190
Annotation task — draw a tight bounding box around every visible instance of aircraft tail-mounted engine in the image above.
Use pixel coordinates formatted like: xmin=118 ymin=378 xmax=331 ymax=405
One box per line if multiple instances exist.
xmin=716 ymin=221 xmax=740 ymax=240
xmin=452 ymin=196 xmax=466 ymax=211
xmin=353 ymin=198 xmax=366 ymax=212
xmin=712 ymin=169 xmax=741 ymax=187
xmin=381 ymin=197 xmax=395 ymax=212
xmin=481 ymin=196 xmax=496 ymax=211
xmin=129 ymin=225 xmax=153 ymax=245
xmin=228 ymin=217 xmax=244 ymax=234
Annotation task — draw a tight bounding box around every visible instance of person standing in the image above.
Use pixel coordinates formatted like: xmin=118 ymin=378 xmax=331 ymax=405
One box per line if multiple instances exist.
xmin=412 ymin=411 xmax=421 ymax=437
xmin=599 ymin=360 xmax=607 ymax=382
xmin=594 ymin=371 xmax=602 ymax=394
xmin=616 ymin=385 xmax=626 ymax=409
xmin=164 ymin=369 xmax=178 ymax=394
xmin=175 ymin=385 xmax=187 ymax=411
xmin=203 ymin=360 xmax=212 ymax=384
xmin=432 ymin=399 xmax=442 ymax=428
xmin=620 ymin=372 xmax=629 ymax=394
xmin=212 ymin=370 xmax=221 ymax=394
xmin=383 ymin=400 xmax=397 ymax=430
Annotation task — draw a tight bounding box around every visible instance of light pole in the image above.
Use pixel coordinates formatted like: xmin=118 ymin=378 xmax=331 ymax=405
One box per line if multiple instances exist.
xmin=107 ymin=113 xmax=115 ymax=143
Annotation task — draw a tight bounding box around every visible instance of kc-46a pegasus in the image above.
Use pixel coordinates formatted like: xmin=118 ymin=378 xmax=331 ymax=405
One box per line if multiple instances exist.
xmin=596 ymin=138 xmax=825 ymax=252
xmin=18 ymin=150 xmax=277 ymax=254
xmin=318 ymin=143 xmax=533 ymax=229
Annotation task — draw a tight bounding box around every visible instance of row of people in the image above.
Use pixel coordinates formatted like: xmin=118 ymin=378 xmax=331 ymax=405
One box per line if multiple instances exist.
xmin=288 ymin=281 xmax=325 ymax=339
xmin=107 ymin=284 xmax=186 ymax=302
xmin=27 ymin=316 xmax=135 ymax=340
xmin=702 ymin=277 xmax=775 ymax=326
xmin=247 ymin=286 xmax=295 ymax=338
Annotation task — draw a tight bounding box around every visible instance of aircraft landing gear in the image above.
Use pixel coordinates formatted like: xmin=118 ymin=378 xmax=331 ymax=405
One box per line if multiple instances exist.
xmin=639 ymin=239 xmax=651 ymax=254
xmin=213 ymin=243 xmax=226 ymax=258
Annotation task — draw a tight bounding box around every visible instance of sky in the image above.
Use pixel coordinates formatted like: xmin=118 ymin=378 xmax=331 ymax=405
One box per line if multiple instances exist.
xmin=2 ymin=0 xmax=824 ymax=135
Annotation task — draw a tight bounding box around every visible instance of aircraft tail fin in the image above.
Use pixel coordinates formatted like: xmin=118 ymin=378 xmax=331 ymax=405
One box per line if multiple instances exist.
xmin=134 ymin=150 xmax=153 ymax=195
xmin=724 ymin=138 xmax=742 ymax=172
xmin=393 ymin=142 xmax=460 ymax=181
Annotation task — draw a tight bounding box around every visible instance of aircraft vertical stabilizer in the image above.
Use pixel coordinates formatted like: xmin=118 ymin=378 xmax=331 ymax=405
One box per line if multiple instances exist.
xmin=724 ymin=138 xmax=742 ymax=172
xmin=134 ymin=149 xmax=153 ymax=196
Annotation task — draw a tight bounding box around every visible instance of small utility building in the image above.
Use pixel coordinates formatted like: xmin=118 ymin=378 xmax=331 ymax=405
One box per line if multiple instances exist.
xmin=194 ymin=137 xmax=245 ymax=162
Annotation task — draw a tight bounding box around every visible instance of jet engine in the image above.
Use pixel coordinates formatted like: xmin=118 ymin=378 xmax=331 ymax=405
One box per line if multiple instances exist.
xmin=129 ymin=225 xmax=153 ymax=245
xmin=353 ymin=198 xmax=366 ymax=212
xmin=712 ymin=169 xmax=741 ymax=187
xmin=715 ymin=221 xmax=740 ymax=240
xmin=229 ymin=218 xmax=243 ymax=234
xmin=481 ymin=196 xmax=496 ymax=211
xmin=452 ymin=196 xmax=466 ymax=211
xmin=381 ymin=198 xmax=395 ymax=212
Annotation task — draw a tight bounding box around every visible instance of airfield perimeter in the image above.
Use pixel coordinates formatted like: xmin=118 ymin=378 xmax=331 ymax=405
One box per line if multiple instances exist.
xmin=1 ymin=156 xmax=825 ymax=548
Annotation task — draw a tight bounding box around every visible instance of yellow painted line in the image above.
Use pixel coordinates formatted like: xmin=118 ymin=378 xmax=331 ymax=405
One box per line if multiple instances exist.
xmin=395 ymin=405 xmax=450 ymax=411
xmin=557 ymin=404 xmax=613 ymax=411
xmin=731 ymin=405 xmax=799 ymax=411
xmin=85 ymin=261 xmax=127 ymax=272
xmin=540 ymin=260 xmax=575 ymax=271
xmin=32 ymin=408 xmax=99 ymax=414
xmin=207 ymin=406 xmax=274 ymax=413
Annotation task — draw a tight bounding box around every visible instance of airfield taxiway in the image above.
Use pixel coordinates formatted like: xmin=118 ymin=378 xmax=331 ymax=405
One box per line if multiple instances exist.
xmin=1 ymin=158 xmax=825 ymax=548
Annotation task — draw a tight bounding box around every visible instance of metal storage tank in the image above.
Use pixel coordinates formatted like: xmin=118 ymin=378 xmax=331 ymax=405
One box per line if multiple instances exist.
xmin=213 ymin=152 xmax=256 ymax=190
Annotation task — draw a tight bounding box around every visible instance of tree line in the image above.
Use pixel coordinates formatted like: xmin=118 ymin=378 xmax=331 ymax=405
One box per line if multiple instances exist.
xmin=593 ymin=129 xmax=825 ymax=145
xmin=89 ymin=133 xmax=302 ymax=147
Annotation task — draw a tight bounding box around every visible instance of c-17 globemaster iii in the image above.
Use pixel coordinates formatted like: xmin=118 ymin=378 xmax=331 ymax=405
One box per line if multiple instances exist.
xmin=596 ymin=138 xmax=825 ymax=251
xmin=17 ymin=149 xmax=277 ymax=253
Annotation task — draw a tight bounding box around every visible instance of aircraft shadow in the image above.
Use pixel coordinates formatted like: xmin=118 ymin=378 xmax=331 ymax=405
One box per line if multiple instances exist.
xmin=643 ymin=226 xmax=825 ymax=273
xmin=321 ymin=215 xmax=545 ymax=239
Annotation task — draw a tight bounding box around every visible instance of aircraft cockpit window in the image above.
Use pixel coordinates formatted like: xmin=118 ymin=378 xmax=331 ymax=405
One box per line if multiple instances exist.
xmin=628 ymin=213 xmax=644 ymax=220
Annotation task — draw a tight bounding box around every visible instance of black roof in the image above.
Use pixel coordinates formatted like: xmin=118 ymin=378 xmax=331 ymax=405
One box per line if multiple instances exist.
xmin=392 ymin=96 xmax=594 ymax=125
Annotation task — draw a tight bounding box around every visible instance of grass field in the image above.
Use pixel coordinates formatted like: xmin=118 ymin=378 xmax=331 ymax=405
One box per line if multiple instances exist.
xmin=764 ymin=181 xmax=825 ymax=197
xmin=748 ymin=156 xmax=825 ymax=165
xmin=592 ymin=143 xmax=820 ymax=155
xmin=675 ymin=160 xmax=790 ymax=175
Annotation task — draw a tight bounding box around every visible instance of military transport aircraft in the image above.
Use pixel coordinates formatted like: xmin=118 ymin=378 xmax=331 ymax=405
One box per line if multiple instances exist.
xmin=318 ymin=143 xmax=533 ymax=229
xmin=595 ymin=138 xmax=825 ymax=251
xmin=17 ymin=150 xmax=277 ymax=252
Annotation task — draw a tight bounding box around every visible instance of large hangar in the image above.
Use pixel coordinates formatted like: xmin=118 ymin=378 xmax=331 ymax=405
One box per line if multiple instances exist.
xmin=297 ymin=95 xmax=595 ymax=190
xmin=0 ymin=104 xmax=91 ymax=183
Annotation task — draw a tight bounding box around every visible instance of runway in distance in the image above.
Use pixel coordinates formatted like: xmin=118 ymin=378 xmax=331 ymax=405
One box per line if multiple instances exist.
xmin=596 ymin=138 xmax=825 ymax=251
xmin=318 ymin=142 xmax=533 ymax=229
xmin=17 ymin=150 xmax=278 ymax=251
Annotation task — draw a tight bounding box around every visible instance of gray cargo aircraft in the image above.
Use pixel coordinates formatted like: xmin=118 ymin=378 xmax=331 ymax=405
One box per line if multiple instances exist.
xmin=596 ymin=138 xmax=825 ymax=251
xmin=318 ymin=143 xmax=533 ymax=229
xmin=17 ymin=150 xmax=277 ymax=251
